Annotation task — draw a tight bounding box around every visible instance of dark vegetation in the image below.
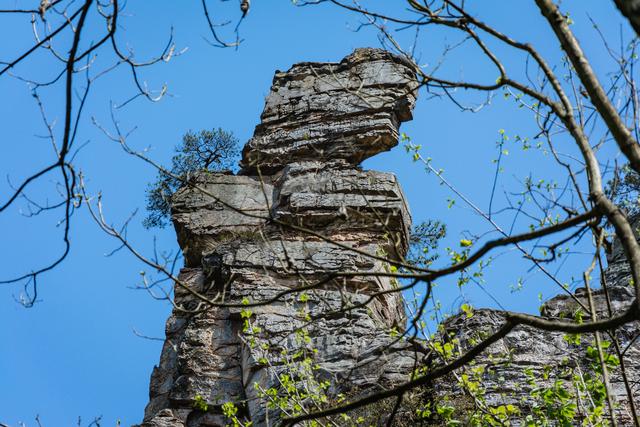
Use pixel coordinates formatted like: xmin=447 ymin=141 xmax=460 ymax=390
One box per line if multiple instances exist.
xmin=144 ymin=128 xmax=240 ymax=228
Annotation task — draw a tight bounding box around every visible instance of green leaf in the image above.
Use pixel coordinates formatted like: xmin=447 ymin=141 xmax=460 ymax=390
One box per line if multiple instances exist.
xmin=459 ymin=239 xmax=473 ymax=247
xmin=461 ymin=303 xmax=474 ymax=318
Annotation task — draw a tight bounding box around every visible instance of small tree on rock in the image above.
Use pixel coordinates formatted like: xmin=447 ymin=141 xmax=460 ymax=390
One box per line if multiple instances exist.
xmin=144 ymin=128 xmax=240 ymax=229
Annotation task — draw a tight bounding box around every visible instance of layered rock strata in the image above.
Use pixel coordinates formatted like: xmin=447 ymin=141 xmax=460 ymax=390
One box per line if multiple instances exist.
xmin=429 ymin=238 xmax=640 ymax=425
xmin=141 ymin=47 xmax=640 ymax=426
xmin=140 ymin=48 xmax=421 ymax=427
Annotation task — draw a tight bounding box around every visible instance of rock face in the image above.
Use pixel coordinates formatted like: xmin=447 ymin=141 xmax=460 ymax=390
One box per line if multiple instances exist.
xmin=140 ymin=48 xmax=421 ymax=427
xmin=240 ymin=49 xmax=418 ymax=174
xmin=141 ymin=47 xmax=640 ymax=426
xmin=429 ymin=243 xmax=640 ymax=425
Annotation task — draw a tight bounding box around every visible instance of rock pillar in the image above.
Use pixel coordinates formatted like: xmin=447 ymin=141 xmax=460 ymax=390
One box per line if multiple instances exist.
xmin=140 ymin=48 xmax=421 ymax=427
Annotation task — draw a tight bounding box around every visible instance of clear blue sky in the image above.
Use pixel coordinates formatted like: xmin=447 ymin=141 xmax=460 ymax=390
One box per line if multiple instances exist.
xmin=0 ymin=1 xmax=630 ymax=425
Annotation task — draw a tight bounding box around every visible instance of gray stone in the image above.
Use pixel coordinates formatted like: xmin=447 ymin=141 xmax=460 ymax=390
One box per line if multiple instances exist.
xmin=272 ymin=160 xmax=411 ymax=255
xmin=240 ymin=48 xmax=418 ymax=174
xmin=140 ymin=45 xmax=640 ymax=427
xmin=140 ymin=47 xmax=419 ymax=427
xmin=171 ymin=173 xmax=272 ymax=267
xmin=428 ymin=271 xmax=640 ymax=425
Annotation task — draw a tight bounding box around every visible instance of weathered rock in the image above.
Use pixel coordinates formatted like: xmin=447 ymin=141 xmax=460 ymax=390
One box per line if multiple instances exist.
xmin=140 ymin=48 xmax=420 ymax=427
xmin=427 ymin=254 xmax=640 ymax=425
xmin=171 ymin=173 xmax=273 ymax=267
xmin=240 ymin=48 xmax=418 ymax=174
xmin=141 ymin=46 xmax=640 ymax=427
xmin=273 ymin=160 xmax=412 ymax=255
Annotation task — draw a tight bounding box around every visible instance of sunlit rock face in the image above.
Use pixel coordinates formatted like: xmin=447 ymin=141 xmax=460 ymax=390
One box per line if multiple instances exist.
xmin=240 ymin=48 xmax=418 ymax=174
xmin=427 ymin=238 xmax=640 ymax=425
xmin=140 ymin=47 xmax=640 ymax=427
xmin=140 ymin=48 xmax=421 ymax=427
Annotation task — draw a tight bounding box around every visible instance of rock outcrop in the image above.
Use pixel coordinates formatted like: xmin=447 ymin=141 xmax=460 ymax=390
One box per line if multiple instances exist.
xmin=240 ymin=48 xmax=417 ymax=174
xmin=140 ymin=47 xmax=640 ymax=427
xmin=428 ymin=238 xmax=640 ymax=425
xmin=140 ymin=48 xmax=421 ymax=427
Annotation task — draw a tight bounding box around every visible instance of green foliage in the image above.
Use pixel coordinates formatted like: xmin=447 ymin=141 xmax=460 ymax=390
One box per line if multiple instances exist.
xmin=232 ymin=293 xmax=335 ymax=425
xmin=143 ymin=128 xmax=240 ymax=228
xmin=193 ymin=394 xmax=209 ymax=412
xmin=460 ymin=303 xmax=474 ymax=318
xmin=234 ymin=302 xmax=618 ymax=427
xmin=222 ymin=401 xmax=253 ymax=427
xmin=414 ymin=322 xmax=621 ymax=427
xmin=527 ymin=372 xmax=578 ymax=426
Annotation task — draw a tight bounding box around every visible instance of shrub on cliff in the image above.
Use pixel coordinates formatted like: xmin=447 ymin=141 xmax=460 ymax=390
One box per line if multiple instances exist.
xmin=143 ymin=128 xmax=240 ymax=228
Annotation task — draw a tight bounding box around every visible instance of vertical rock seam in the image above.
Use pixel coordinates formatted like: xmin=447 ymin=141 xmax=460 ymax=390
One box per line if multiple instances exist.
xmin=140 ymin=48 xmax=421 ymax=427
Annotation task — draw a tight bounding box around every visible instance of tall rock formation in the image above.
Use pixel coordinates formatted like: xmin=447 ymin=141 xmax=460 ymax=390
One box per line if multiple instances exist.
xmin=140 ymin=48 xmax=421 ymax=427
xmin=140 ymin=48 xmax=640 ymax=426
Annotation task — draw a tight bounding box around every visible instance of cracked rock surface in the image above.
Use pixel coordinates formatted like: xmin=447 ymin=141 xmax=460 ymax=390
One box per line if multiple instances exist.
xmin=428 ymin=237 xmax=640 ymax=425
xmin=140 ymin=48 xmax=421 ymax=427
xmin=140 ymin=47 xmax=640 ymax=426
